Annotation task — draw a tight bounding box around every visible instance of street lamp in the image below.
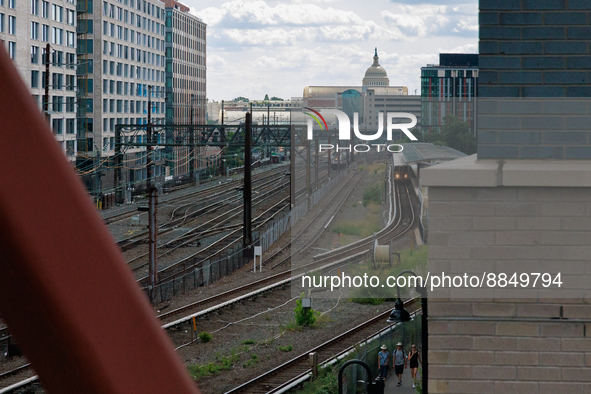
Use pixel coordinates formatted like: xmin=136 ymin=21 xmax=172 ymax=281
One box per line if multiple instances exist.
xmin=387 ymin=270 xmax=428 ymax=394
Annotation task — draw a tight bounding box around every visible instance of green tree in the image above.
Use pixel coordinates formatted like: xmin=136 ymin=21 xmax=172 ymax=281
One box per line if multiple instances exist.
xmin=264 ymin=94 xmax=270 ymax=101
xmin=441 ymin=115 xmax=476 ymax=154
xmin=418 ymin=115 xmax=476 ymax=155
xmin=233 ymin=96 xmax=249 ymax=102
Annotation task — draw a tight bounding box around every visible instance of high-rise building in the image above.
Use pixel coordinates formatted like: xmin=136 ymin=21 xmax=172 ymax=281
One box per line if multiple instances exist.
xmin=163 ymin=0 xmax=206 ymax=177
xmin=0 ymin=0 xmax=78 ymax=161
xmin=420 ymin=53 xmax=479 ymax=135
xmin=76 ymin=0 xmax=167 ymax=194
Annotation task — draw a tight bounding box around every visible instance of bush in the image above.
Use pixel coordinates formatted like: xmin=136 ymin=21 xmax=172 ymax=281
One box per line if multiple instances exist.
xmin=242 ymin=339 xmax=256 ymax=345
xmin=198 ymin=332 xmax=212 ymax=343
xmin=294 ymin=294 xmax=319 ymax=327
xmin=363 ymin=183 xmax=383 ymax=207
xmin=278 ymin=344 xmax=293 ymax=352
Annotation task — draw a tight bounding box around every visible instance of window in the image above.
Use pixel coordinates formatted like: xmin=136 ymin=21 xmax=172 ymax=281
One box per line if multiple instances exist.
xmin=42 ymin=24 xmax=49 ymax=41
xmin=67 ymin=10 xmax=75 ymax=26
xmin=66 ymin=97 xmax=75 ymax=112
xmin=52 ymin=73 xmax=63 ymax=90
xmin=66 ymin=53 xmax=75 ymax=69
xmin=0 ymin=14 xmax=4 ymax=33
xmin=66 ymin=119 xmax=75 ymax=134
xmin=8 ymin=0 xmax=15 ymax=9
xmin=31 ymin=46 xmax=39 ymax=63
xmin=42 ymin=1 xmax=49 ymax=18
xmin=52 ymin=118 xmax=64 ymax=134
xmin=67 ymin=31 xmax=75 ymax=47
xmin=31 ymin=0 xmax=39 ymax=15
xmin=8 ymin=41 xmax=15 ymax=60
xmin=31 ymin=22 xmax=39 ymax=40
xmin=66 ymin=75 xmax=75 ymax=91
xmin=8 ymin=15 xmax=16 ymax=35
xmin=31 ymin=71 xmax=39 ymax=88
xmin=52 ymin=27 xmax=63 ymax=45
xmin=52 ymin=5 xmax=63 ymax=22
xmin=52 ymin=96 xmax=63 ymax=112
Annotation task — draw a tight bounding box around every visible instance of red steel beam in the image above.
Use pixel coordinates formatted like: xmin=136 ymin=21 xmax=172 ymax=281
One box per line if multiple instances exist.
xmin=0 ymin=48 xmax=199 ymax=393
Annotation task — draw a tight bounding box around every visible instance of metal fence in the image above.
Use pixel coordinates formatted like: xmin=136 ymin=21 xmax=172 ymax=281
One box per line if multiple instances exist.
xmin=340 ymin=312 xmax=423 ymax=393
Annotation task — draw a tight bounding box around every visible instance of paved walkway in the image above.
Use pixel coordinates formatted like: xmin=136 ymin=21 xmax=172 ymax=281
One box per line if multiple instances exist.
xmin=384 ymin=367 xmax=419 ymax=393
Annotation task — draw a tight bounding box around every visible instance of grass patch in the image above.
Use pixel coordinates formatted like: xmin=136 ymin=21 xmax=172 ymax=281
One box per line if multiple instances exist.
xmin=242 ymin=339 xmax=256 ymax=345
xmin=278 ymin=344 xmax=293 ymax=352
xmin=331 ymin=218 xmax=382 ymax=238
xmin=243 ymin=354 xmax=259 ymax=368
xmin=198 ymin=332 xmax=212 ymax=343
xmin=363 ymin=182 xmax=384 ymax=207
xmin=281 ymin=319 xmax=303 ymax=332
xmin=348 ymin=246 xmax=429 ymax=301
xmin=187 ymin=351 xmax=240 ymax=380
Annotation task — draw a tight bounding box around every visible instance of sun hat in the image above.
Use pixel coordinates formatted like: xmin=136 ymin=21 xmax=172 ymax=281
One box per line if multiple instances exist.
xmin=396 ymin=342 xmax=402 ymax=346
xmin=381 ymin=344 xmax=387 ymax=350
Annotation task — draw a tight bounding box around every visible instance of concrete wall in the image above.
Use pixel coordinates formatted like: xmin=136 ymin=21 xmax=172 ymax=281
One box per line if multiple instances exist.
xmin=478 ymin=0 xmax=591 ymax=159
xmin=427 ymin=185 xmax=591 ymax=393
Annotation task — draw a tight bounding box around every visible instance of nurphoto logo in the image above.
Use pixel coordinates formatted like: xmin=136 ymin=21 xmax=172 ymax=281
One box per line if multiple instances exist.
xmin=303 ymin=107 xmax=418 ymax=153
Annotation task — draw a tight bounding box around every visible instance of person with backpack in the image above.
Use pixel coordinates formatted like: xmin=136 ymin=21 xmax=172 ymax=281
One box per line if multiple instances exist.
xmin=393 ymin=342 xmax=407 ymax=387
xmin=378 ymin=344 xmax=390 ymax=379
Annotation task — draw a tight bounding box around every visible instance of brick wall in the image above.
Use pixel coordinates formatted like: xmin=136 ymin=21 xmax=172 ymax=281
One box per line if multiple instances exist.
xmin=427 ymin=185 xmax=591 ymax=393
xmin=478 ymin=0 xmax=591 ymax=159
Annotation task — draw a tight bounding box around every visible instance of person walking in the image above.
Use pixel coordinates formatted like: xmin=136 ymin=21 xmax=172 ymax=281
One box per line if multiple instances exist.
xmin=378 ymin=344 xmax=390 ymax=379
xmin=409 ymin=344 xmax=422 ymax=388
xmin=393 ymin=342 xmax=407 ymax=387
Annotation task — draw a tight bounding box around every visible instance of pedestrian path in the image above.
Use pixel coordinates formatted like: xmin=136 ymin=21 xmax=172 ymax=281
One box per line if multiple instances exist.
xmin=384 ymin=367 xmax=418 ymax=393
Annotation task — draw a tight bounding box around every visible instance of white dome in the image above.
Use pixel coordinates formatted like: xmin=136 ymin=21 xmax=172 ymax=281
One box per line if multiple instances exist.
xmin=362 ymin=48 xmax=390 ymax=87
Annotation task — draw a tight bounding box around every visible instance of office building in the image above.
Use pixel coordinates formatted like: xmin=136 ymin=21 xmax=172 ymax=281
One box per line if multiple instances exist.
xmin=76 ymin=0 xmax=167 ymax=193
xmin=0 ymin=0 xmax=78 ymax=161
xmin=420 ymin=53 xmax=478 ymax=136
xmin=163 ymin=0 xmax=206 ymax=177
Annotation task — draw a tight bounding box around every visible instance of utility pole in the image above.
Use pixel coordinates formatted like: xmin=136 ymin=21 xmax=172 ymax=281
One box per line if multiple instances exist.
xmin=315 ymin=138 xmax=319 ymax=191
xmin=44 ymin=43 xmax=51 ymax=124
xmin=290 ymin=124 xmax=295 ymax=210
xmin=189 ymin=94 xmax=195 ymax=183
xmin=147 ymin=85 xmax=158 ymax=302
xmin=221 ymin=100 xmax=224 ymax=125
xmin=243 ymin=112 xmax=253 ymax=259
xmin=327 ymin=132 xmax=331 ymax=180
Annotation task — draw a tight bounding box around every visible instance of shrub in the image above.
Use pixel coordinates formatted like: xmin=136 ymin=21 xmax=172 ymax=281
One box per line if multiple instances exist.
xmin=294 ymin=294 xmax=319 ymax=327
xmin=198 ymin=332 xmax=212 ymax=343
xmin=278 ymin=344 xmax=293 ymax=352
xmin=242 ymin=339 xmax=256 ymax=345
xmin=363 ymin=183 xmax=383 ymax=207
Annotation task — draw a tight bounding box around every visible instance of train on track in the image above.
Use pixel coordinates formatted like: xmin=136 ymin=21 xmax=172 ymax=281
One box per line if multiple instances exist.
xmin=330 ymin=151 xmax=347 ymax=170
xmin=394 ymin=164 xmax=412 ymax=180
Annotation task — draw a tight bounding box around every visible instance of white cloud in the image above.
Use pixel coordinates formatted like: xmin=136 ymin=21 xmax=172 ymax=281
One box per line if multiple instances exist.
xmin=187 ymin=0 xmax=478 ymax=100
xmin=198 ymin=0 xmax=363 ymax=27
xmin=453 ymin=19 xmax=478 ymax=33
xmin=382 ymin=6 xmax=448 ymax=37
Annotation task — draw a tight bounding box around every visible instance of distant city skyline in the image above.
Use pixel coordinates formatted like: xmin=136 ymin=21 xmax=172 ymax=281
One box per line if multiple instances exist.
xmin=185 ymin=0 xmax=478 ymax=101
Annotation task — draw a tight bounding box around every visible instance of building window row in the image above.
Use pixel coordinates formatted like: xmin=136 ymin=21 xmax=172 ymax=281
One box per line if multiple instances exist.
xmin=103 ymin=1 xmax=165 ymax=35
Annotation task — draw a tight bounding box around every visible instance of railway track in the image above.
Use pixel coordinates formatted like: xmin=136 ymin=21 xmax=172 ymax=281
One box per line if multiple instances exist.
xmin=117 ymin=169 xmax=293 ymax=251
xmin=225 ymin=297 xmax=421 ymax=394
xmin=0 ymin=160 xmax=408 ymax=393
xmin=157 ymin=171 xmax=417 ymax=326
xmin=103 ymin=163 xmax=290 ymax=225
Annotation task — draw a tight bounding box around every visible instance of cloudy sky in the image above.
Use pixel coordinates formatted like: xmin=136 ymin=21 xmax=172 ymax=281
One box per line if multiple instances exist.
xmin=184 ymin=0 xmax=478 ymax=101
